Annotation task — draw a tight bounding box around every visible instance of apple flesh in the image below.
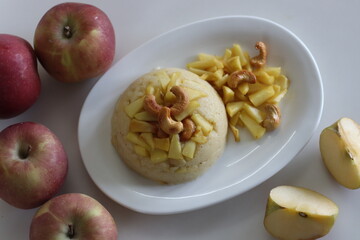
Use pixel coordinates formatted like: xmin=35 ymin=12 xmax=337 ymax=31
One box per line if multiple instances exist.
xmin=30 ymin=193 xmax=118 ymax=240
xmin=264 ymin=186 xmax=338 ymax=240
xmin=34 ymin=2 xmax=115 ymax=83
xmin=0 ymin=122 xmax=68 ymax=209
xmin=0 ymin=34 xmax=41 ymax=118
xmin=320 ymin=117 xmax=360 ymax=189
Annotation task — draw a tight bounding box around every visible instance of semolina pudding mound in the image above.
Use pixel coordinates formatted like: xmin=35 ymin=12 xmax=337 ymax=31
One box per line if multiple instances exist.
xmin=111 ymin=68 xmax=228 ymax=184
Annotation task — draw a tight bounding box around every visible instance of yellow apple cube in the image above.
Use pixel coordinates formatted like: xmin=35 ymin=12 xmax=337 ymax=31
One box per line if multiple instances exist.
xmin=154 ymin=137 xmax=170 ymax=152
xmin=150 ymin=149 xmax=168 ymax=163
xmin=226 ymin=101 xmax=244 ymax=117
xmin=129 ymin=119 xmax=156 ymax=133
xmin=124 ymin=96 xmax=145 ymax=118
xmin=222 ymin=85 xmax=235 ymax=103
xmin=191 ymin=113 xmax=213 ymax=136
xmin=182 ymin=140 xmax=197 ymax=159
xmin=248 ymin=86 xmax=275 ymax=107
xmin=168 ymin=134 xmax=183 ymax=160
xmin=239 ymin=111 xmax=266 ymax=139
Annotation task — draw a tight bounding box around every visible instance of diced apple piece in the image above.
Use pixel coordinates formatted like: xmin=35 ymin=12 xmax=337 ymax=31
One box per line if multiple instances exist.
xmin=174 ymin=100 xmax=200 ymax=122
xmin=255 ymin=71 xmax=275 ymax=85
xmin=154 ymin=87 xmax=163 ymax=105
xmin=126 ymin=132 xmax=150 ymax=151
xmin=140 ymin=133 xmax=155 ymax=150
xmin=188 ymin=67 xmax=209 ymax=76
xmin=150 ymin=149 xmax=168 ymax=163
xmin=226 ymin=101 xmax=244 ymax=117
xmin=134 ymin=111 xmax=157 ymax=121
xmin=124 ymin=96 xmax=145 ymax=118
xmin=231 ymin=44 xmax=248 ymax=67
xmin=264 ymin=67 xmax=281 ymax=77
xmin=229 ymin=111 xmax=241 ymax=126
xmin=182 ymin=140 xmax=197 ymax=159
xmin=133 ymin=145 xmax=149 ymax=157
xmin=145 ymin=84 xmax=155 ymax=95
xmin=213 ymin=74 xmax=229 ymax=89
xmin=248 ymin=86 xmax=275 ymax=107
xmin=191 ymin=130 xmax=208 ymax=144
xmin=129 ymin=119 xmax=156 ymax=133
xmin=154 ymin=137 xmax=170 ymax=152
xmin=191 ymin=113 xmax=213 ymax=136
xmin=275 ymin=74 xmax=290 ymax=90
xmin=237 ymin=82 xmax=249 ymax=95
xmin=168 ymin=134 xmax=183 ymax=160
xmin=229 ymin=124 xmax=240 ymax=142
xmin=156 ymin=70 xmax=171 ymax=91
xmin=268 ymin=89 xmax=287 ymax=104
xmin=243 ymin=103 xmax=265 ymax=124
xmin=264 ymin=186 xmax=338 ymax=240
xmin=239 ymin=111 xmax=266 ymax=139
xmin=247 ymin=81 xmax=268 ymax=95
xmin=182 ymin=87 xmax=208 ymax=101
xmin=226 ymin=56 xmax=242 ymax=72
xmin=222 ymin=85 xmax=235 ymax=103
xmin=320 ymin=118 xmax=360 ymax=189
xmin=164 ymin=91 xmax=176 ymax=105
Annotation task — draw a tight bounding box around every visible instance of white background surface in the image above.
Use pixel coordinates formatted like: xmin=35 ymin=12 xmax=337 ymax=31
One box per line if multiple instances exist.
xmin=0 ymin=0 xmax=359 ymax=239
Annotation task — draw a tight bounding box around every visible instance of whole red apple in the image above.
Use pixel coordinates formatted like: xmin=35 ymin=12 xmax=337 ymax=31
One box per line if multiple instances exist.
xmin=30 ymin=193 xmax=118 ymax=240
xmin=34 ymin=2 xmax=116 ymax=83
xmin=0 ymin=34 xmax=41 ymax=118
xmin=0 ymin=122 xmax=68 ymax=209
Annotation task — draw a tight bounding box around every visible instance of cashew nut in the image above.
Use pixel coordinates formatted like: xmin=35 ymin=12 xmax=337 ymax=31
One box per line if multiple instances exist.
xmin=158 ymin=107 xmax=184 ymax=135
xmin=180 ymin=118 xmax=196 ymax=141
xmin=143 ymin=94 xmax=163 ymax=116
xmin=250 ymin=41 xmax=267 ymax=68
xmin=169 ymin=86 xmax=189 ymax=116
xmin=262 ymin=103 xmax=281 ymax=131
xmin=227 ymin=70 xmax=256 ymax=88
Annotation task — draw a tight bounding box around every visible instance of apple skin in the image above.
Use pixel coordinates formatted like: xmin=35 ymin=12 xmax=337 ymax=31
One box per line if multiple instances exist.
xmin=0 ymin=122 xmax=68 ymax=209
xmin=0 ymin=34 xmax=41 ymax=118
xmin=29 ymin=193 xmax=118 ymax=240
xmin=33 ymin=2 xmax=115 ymax=83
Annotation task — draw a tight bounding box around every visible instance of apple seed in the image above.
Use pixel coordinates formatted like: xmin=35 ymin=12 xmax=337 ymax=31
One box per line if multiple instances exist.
xmin=298 ymin=212 xmax=307 ymax=218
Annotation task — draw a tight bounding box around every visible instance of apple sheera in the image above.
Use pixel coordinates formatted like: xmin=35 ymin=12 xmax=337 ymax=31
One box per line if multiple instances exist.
xmin=34 ymin=2 xmax=116 ymax=83
xmin=320 ymin=117 xmax=360 ymax=189
xmin=0 ymin=34 xmax=41 ymax=119
xmin=263 ymin=186 xmax=338 ymax=240
xmin=0 ymin=122 xmax=68 ymax=209
xmin=30 ymin=193 xmax=118 ymax=240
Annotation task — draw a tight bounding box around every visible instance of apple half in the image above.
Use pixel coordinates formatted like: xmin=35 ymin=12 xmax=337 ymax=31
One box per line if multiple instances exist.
xmin=264 ymin=186 xmax=338 ymax=240
xmin=319 ymin=117 xmax=360 ymax=189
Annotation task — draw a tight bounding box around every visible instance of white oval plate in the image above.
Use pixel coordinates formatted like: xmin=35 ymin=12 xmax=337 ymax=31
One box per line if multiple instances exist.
xmin=78 ymin=16 xmax=323 ymax=215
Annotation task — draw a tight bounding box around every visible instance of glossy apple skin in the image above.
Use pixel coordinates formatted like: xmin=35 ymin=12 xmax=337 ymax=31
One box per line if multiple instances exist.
xmin=0 ymin=122 xmax=68 ymax=209
xmin=34 ymin=2 xmax=115 ymax=83
xmin=0 ymin=34 xmax=41 ymax=118
xmin=30 ymin=193 xmax=118 ymax=240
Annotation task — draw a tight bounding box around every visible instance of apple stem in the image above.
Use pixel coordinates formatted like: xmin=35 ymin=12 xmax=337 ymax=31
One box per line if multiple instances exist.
xmin=63 ymin=25 xmax=72 ymax=38
xmin=67 ymin=224 xmax=75 ymax=239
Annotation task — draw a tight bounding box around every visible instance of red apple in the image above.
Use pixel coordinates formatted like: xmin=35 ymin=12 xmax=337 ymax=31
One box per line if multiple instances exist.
xmin=0 ymin=122 xmax=68 ymax=209
xmin=0 ymin=34 xmax=41 ymax=118
xmin=30 ymin=193 xmax=118 ymax=240
xmin=33 ymin=2 xmax=116 ymax=83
